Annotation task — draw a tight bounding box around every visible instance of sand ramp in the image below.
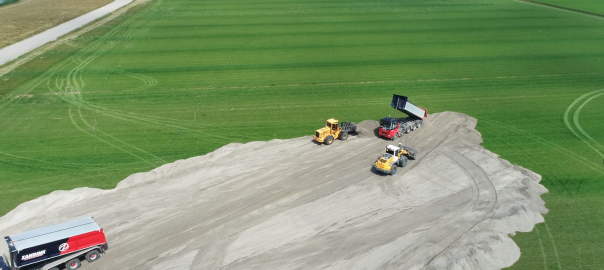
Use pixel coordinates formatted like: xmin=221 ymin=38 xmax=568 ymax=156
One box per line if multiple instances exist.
xmin=0 ymin=112 xmax=547 ymax=269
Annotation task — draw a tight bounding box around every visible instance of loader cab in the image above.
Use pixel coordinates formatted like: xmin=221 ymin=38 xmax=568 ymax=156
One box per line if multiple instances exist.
xmin=326 ymin=118 xmax=339 ymax=132
xmin=385 ymin=145 xmax=400 ymax=156
xmin=379 ymin=117 xmax=397 ymax=130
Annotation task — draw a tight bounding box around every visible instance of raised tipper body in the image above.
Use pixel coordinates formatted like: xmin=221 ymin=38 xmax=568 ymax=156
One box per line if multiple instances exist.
xmin=378 ymin=95 xmax=427 ymax=140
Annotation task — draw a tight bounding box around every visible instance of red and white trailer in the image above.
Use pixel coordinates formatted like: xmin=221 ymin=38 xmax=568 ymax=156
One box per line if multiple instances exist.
xmin=2 ymin=217 xmax=107 ymax=270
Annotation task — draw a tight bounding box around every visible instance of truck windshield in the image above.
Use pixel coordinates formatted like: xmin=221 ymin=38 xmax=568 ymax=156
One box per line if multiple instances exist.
xmin=380 ymin=120 xmax=395 ymax=130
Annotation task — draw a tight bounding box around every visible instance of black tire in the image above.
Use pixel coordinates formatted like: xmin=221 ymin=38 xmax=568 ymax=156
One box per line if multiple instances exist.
xmin=65 ymin=259 xmax=81 ymax=270
xmin=390 ymin=166 xmax=397 ymax=175
xmin=324 ymin=135 xmax=334 ymax=145
xmin=416 ymin=120 xmax=422 ymax=128
xmin=339 ymin=132 xmax=349 ymax=140
xmin=405 ymin=127 xmax=411 ymax=133
xmin=399 ymin=156 xmax=409 ymax=167
xmin=86 ymin=249 xmax=101 ymax=262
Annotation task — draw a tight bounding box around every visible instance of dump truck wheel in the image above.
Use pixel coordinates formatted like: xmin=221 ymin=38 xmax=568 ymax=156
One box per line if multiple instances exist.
xmin=86 ymin=250 xmax=101 ymax=262
xmin=324 ymin=135 xmax=334 ymax=145
xmin=390 ymin=166 xmax=397 ymax=175
xmin=65 ymin=259 xmax=81 ymax=270
xmin=340 ymin=132 xmax=348 ymax=140
xmin=405 ymin=127 xmax=410 ymax=133
xmin=416 ymin=121 xmax=422 ymax=128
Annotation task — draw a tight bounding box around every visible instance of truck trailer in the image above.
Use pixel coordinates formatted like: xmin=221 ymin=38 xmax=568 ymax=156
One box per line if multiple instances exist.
xmin=2 ymin=217 xmax=107 ymax=270
xmin=378 ymin=95 xmax=427 ymax=140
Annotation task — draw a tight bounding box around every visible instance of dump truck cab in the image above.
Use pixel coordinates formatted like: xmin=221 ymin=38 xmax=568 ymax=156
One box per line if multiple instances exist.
xmin=313 ymin=118 xmax=358 ymax=145
xmin=378 ymin=95 xmax=427 ymax=140
xmin=378 ymin=117 xmax=400 ymax=139
xmin=373 ymin=144 xmax=418 ymax=175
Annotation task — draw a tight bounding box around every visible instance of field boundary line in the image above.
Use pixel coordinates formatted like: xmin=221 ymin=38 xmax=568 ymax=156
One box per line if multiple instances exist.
xmin=517 ymin=0 xmax=604 ymax=20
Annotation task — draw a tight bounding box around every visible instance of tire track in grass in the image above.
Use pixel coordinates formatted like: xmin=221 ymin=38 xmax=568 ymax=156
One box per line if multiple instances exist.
xmin=543 ymin=221 xmax=563 ymax=269
xmin=75 ymin=107 xmax=166 ymax=164
xmin=68 ymin=106 xmax=157 ymax=167
xmin=534 ymin=225 xmax=548 ymax=270
xmin=480 ymin=118 xmax=604 ymax=176
xmin=564 ymin=89 xmax=604 ymax=158
xmin=45 ymin=1 xmax=236 ymax=145
xmin=31 ymin=0 xmax=227 ymax=164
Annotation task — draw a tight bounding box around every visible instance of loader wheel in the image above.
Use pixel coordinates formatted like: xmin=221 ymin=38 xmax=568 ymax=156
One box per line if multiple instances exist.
xmin=399 ymin=156 xmax=408 ymax=167
xmin=65 ymin=259 xmax=81 ymax=270
xmin=324 ymin=135 xmax=334 ymax=145
xmin=86 ymin=250 xmax=101 ymax=262
xmin=339 ymin=132 xmax=348 ymax=140
xmin=390 ymin=166 xmax=397 ymax=175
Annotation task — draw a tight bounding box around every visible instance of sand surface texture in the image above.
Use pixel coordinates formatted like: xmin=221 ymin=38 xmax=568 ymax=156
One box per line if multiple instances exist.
xmin=0 ymin=112 xmax=548 ymax=269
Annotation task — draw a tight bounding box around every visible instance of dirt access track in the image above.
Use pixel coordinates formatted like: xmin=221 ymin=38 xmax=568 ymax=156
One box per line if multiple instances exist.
xmin=0 ymin=112 xmax=547 ymax=269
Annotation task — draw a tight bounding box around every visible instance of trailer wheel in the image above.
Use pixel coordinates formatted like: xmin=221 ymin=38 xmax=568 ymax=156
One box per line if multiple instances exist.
xmin=416 ymin=121 xmax=422 ymax=128
xmin=86 ymin=249 xmax=101 ymax=262
xmin=390 ymin=166 xmax=397 ymax=175
xmin=65 ymin=259 xmax=81 ymax=270
xmin=339 ymin=132 xmax=348 ymax=140
xmin=324 ymin=135 xmax=334 ymax=145
xmin=405 ymin=127 xmax=410 ymax=133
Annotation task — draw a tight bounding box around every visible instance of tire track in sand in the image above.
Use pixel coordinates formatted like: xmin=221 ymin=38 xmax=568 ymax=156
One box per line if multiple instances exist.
xmin=396 ymin=148 xmax=497 ymax=269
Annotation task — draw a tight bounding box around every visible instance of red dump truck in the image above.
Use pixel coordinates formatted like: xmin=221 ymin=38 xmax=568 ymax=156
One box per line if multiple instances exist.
xmin=1 ymin=217 xmax=107 ymax=270
xmin=378 ymin=95 xmax=427 ymax=140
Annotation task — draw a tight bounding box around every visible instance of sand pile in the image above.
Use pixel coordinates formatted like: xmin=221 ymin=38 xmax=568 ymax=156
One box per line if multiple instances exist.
xmin=0 ymin=112 xmax=547 ymax=269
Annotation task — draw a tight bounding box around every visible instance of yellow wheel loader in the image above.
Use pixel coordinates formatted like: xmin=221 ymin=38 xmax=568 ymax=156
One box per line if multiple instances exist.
xmin=373 ymin=143 xmax=418 ymax=175
xmin=313 ymin=118 xmax=358 ymax=145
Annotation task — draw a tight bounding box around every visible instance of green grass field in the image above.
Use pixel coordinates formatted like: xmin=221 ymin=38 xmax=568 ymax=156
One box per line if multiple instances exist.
xmin=531 ymin=0 xmax=604 ymax=15
xmin=1 ymin=0 xmax=603 ymax=268
xmin=0 ymin=0 xmax=19 ymax=7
